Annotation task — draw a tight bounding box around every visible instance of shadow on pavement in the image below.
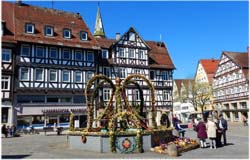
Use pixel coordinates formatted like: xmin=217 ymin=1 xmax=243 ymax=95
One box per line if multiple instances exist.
xmin=2 ymin=154 xmax=30 ymax=159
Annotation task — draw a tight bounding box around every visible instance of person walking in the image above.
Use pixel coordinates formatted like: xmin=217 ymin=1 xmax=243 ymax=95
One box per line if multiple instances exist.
xmin=175 ymin=120 xmax=186 ymax=138
xmin=242 ymin=115 xmax=248 ymax=126
xmin=218 ymin=114 xmax=228 ymax=146
xmin=206 ymin=117 xmax=217 ymax=149
xmin=195 ymin=118 xmax=208 ymax=148
xmin=2 ymin=124 xmax=8 ymax=138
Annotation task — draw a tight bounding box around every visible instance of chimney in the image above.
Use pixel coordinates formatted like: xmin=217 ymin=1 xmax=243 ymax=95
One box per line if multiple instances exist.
xmin=16 ymin=0 xmax=22 ymax=5
xmin=116 ymin=33 xmax=120 ymax=40
xmin=211 ymin=58 xmax=214 ymax=62
xmin=247 ymin=46 xmax=249 ymax=57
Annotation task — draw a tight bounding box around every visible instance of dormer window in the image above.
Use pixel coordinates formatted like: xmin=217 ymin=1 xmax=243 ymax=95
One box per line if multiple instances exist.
xmin=25 ymin=23 xmax=35 ymax=34
xmin=45 ymin=26 xmax=54 ymax=37
xmin=102 ymin=50 xmax=108 ymax=59
xmin=80 ymin=31 xmax=88 ymax=41
xmin=63 ymin=29 xmax=71 ymax=39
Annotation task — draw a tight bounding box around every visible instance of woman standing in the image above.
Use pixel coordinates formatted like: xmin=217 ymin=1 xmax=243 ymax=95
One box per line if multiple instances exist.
xmin=206 ymin=117 xmax=217 ymax=149
xmin=195 ymin=118 xmax=207 ymax=148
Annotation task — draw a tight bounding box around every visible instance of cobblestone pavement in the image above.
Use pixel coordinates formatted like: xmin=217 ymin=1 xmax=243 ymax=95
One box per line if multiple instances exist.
xmin=2 ymin=122 xmax=249 ymax=159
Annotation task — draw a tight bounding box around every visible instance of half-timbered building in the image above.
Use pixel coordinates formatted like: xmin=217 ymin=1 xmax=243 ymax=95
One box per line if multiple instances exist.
xmin=2 ymin=1 xmax=99 ymax=127
xmin=94 ymin=5 xmax=175 ymax=124
xmin=1 ymin=2 xmax=17 ymax=126
xmin=213 ymin=51 xmax=249 ymax=122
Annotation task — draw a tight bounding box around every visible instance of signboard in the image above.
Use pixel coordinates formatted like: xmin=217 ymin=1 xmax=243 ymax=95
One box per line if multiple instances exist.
xmin=74 ymin=120 xmax=79 ymax=128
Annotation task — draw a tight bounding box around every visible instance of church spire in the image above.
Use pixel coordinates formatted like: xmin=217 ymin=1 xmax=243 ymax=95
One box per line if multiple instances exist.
xmin=94 ymin=2 xmax=106 ymax=38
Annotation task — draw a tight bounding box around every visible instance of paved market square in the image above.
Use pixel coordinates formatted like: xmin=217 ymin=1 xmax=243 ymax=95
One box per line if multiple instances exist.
xmin=2 ymin=122 xmax=249 ymax=159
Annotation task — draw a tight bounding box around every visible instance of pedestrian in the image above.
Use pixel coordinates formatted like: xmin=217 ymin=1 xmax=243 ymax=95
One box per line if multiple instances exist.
xmin=218 ymin=114 xmax=228 ymax=146
xmin=2 ymin=124 xmax=8 ymax=138
xmin=242 ymin=115 xmax=248 ymax=126
xmin=11 ymin=125 xmax=16 ymax=137
xmin=206 ymin=117 xmax=217 ymax=149
xmin=6 ymin=126 xmax=10 ymax=137
xmin=195 ymin=118 xmax=207 ymax=148
xmin=175 ymin=120 xmax=186 ymax=138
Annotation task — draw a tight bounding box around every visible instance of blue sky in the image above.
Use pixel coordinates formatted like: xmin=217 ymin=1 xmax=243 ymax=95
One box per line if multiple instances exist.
xmin=21 ymin=1 xmax=249 ymax=79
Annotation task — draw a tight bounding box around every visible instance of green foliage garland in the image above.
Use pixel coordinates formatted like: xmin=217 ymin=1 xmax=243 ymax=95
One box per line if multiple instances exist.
xmin=136 ymin=129 xmax=143 ymax=153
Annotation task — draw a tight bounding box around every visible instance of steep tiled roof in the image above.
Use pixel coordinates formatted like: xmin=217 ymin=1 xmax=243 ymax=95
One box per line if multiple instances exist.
xmin=146 ymin=41 xmax=175 ymax=69
xmin=224 ymin=51 xmax=249 ymax=80
xmin=200 ymin=59 xmax=220 ymax=83
xmin=224 ymin=51 xmax=248 ymax=68
xmin=2 ymin=2 xmax=16 ymax=43
xmin=2 ymin=2 xmax=99 ymax=49
xmin=96 ymin=38 xmax=175 ymax=69
xmin=174 ymin=79 xmax=194 ymax=96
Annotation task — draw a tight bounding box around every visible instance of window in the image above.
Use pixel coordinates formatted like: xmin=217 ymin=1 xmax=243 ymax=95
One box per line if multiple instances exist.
xmin=2 ymin=49 xmax=11 ymax=62
xmin=21 ymin=45 xmax=30 ymax=56
xmin=102 ymin=50 xmax=108 ymax=59
xmin=63 ymin=29 xmax=71 ymax=39
xmin=234 ymin=112 xmax=239 ymax=120
xmin=63 ymin=49 xmax=70 ymax=59
xmin=36 ymin=46 xmax=44 ymax=58
xmin=75 ymin=71 xmax=82 ymax=83
xmin=134 ymin=69 xmax=140 ymax=75
xmin=20 ymin=68 xmax=29 ymax=81
xmin=1 ymin=76 xmax=10 ymax=90
xmin=61 ymin=97 xmax=72 ymax=103
xmin=86 ymin=72 xmax=93 ymax=82
xmin=80 ymin=31 xmax=88 ymax=40
xmin=118 ymin=68 xmax=126 ymax=78
xmin=150 ymin=71 xmax=155 ymax=80
xmin=62 ymin=70 xmax=70 ymax=82
xmin=35 ymin=68 xmax=43 ymax=81
xmin=75 ymin=50 xmax=82 ymax=61
xmin=128 ymin=49 xmax=135 ymax=58
xmin=134 ymin=90 xmax=140 ymax=101
xmin=103 ymin=89 xmax=111 ymax=101
xmin=87 ymin=52 xmax=94 ymax=62
xmin=49 ymin=47 xmax=58 ymax=58
xmin=49 ymin=70 xmax=57 ymax=82
xmin=163 ymin=91 xmax=169 ymax=100
xmin=162 ymin=71 xmax=168 ymax=80
xmin=138 ymin=50 xmax=144 ymax=59
xmin=103 ymin=67 xmax=110 ymax=77
xmin=25 ymin=23 xmax=35 ymax=34
xmin=129 ymin=32 xmax=135 ymax=41
xmin=119 ymin=48 xmax=125 ymax=58
xmin=47 ymin=97 xmax=59 ymax=103
xmin=44 ymin=26 xmax=53 ymax=36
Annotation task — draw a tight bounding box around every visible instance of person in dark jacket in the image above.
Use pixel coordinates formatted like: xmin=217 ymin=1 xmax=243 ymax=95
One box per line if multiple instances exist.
xmin=218 ymin=114 xmax=228 ymax=146
xmin=195 ymin=118 xmax=208 ymax=148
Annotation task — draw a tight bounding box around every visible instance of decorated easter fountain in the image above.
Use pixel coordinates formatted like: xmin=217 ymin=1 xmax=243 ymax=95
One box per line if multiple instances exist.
xmin=67 ymin=74 xmax=173 ymax=153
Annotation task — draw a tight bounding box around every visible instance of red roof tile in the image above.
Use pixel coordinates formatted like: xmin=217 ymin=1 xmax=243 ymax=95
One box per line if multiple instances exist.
xmin=2 ymin=2 xmax=16 ymax=43
xmin=224 ymin=51 xmax=248 ymax=68
xmin=199 ymin=59 xmax=219 ymax=83
xmin=2 ymin=2 xmax=99 ymax=49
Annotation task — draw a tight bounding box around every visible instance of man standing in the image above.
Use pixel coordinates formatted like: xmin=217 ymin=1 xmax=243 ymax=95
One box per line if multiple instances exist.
xmin=218 ymin=114 xmax=228 ymax=146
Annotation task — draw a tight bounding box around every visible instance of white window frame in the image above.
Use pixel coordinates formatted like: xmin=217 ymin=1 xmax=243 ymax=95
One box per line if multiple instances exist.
xmin=86 ymin=72 xmax=93 ymax=82
xmin=19 ymin=67 xmax=29 ymax=81
xmin=35 ymin=68 xmax=44 ymax=81
xmin=49 ymin=47 xmax=58 ymax=59
xmin=87 ymin=52 xmax=94 ymax=62
xmin=162 ymin=71 xmax=168 ymax=80
xmin=62 ymin=49 xmax=70 ymax=60
xmin=102 ymin=49 xmax=108 ymax=59
xmin=163 ymin=91 xmax=168 ymax=100
xmin=103 ymin=89 xmax=111 ymax=101
xmin=45 ymin=26 xmax=53 ymax=37
xmin=75 ymin=71 xmax=82 ymax=83
xmin=128 ymin=49 xmax=135 ymax=58
xmin=1 ymin=75 xmax=10 ymax=91
xmin=2 ymin=49 xmax=11 ymax=62
xmin=103 ymin=67 xmax=110 ymax=77
xmin=62 ymin=70 xmax=70 ymax=82
xmin=36 ymin=46 xmax=45 ymax=58
xmin=119 ymin=68 xmax=126 ymax=78
xmin=25 ymin=23 xmax=34 ymax=34
xmin=138 ymin=50 xmax=144 ymax=59
xmin=21 ymin=44 xmax=30 ymax=56
xmin=119 ymin=48 xmax=125 ymax=58
xmin=80 ymin=31 xmax=88 ymax=41
xmin=49 ymin=69 xmax=57 ymax=82
xmin=75 ymin=50 xmax=82 ymax=61
xmin=63 ymin=29 xmax=71 ymax=39
xmin=134 ymin=90 xmax=140 ymax=101
xmin=129 ymin=32 xmax=135 ymax=41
